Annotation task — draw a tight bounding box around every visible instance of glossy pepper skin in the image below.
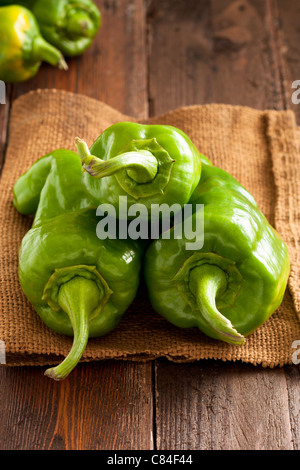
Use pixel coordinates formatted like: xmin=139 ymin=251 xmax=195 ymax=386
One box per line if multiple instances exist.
xmin=0 ymin=0 xmax=101 ymax=57
xmin=13 ymin=148 xmax=100 ymax=224
xmin=19 ymin=209 xmax=142 ymax=380
xmin=13 ymin=149 xmax=143 ymax=380
xmin=0 ymin=5 xmax=67 ymax=82
xmin=144 ymin=156 xmax=290 ymax=345
xmin=75 ymin=121 xmax=202 ymax=218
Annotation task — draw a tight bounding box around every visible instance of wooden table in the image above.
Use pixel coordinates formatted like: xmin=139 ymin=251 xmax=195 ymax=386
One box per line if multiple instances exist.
xmin=0 ymin=0 xmax=299 ymax=451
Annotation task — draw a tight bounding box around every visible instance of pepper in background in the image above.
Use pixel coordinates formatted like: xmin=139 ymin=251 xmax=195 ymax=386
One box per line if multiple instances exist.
xmin=0 ymin=5 xmax=67 ymax=82
xmin=144 ymin=156 xmax=290 ymax=345
xmin=13 ymin=149 xmax=142 ymax=380
xmin=0 ymin=0 xmax=101 ymax=57
xmin=75 ymin=121 xmax=202 ymax=219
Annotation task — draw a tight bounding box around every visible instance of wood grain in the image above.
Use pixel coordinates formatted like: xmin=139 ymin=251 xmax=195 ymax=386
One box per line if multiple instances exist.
xmin=0 ymin=362 xmax=153 ymax=450
xmin=275 ymin=0 xmax=300 ymax=124
xmin=285 ymin=365 xmax=300 ymax=450
xmin=155 ymin=360 xmax=295 ymax=450
xmin=147 ymin=0 xmax=285 ymax=116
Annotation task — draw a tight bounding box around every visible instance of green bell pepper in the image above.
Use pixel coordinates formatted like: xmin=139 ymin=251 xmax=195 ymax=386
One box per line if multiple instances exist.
xmin=19 ymin=208 xmax=142 ymax=380
xmin=75 ymin=121 xmax=202 ymax=218
xmin=144 ymin=156 xmax=290 ymax=345
xmin=0 ymin=0 xmax=101 ymax=57
xmin=14 ymin=149 xmax=142 ymax=380
xmin=14 ymin=122 xmax=201 ymax=223
xmin=0 ymin=5 xmax=67 ymax=82
xmin=13 ymin=148 xmax=100 ymax=224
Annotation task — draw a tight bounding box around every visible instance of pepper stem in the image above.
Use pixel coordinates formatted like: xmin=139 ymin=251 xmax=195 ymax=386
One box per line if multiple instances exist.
xmin=31 ymin=36 xmax=68 ymax=70
xmin=189 ymin=265 xmax=245 ymax=345
xmin=44 ymin=277 xmax=101 ymax=380
xmin=75 ymin=137 xmax=158 ymax=184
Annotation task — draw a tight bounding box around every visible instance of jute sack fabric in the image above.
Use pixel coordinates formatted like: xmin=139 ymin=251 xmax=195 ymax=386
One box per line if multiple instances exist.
xmin=0 ymin=89 xmax=299 ymax=368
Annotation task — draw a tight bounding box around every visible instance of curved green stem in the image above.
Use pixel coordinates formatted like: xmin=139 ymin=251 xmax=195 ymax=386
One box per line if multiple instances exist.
xmin=44 ymin=277 xmax=101 ymax=380
xmin=189 ymin=265 xmax=245 ymax=345
xmin=75 ymin=137 xmax=158 ymax=184
xmin=32 ymin=36 xmax=68 ymax=70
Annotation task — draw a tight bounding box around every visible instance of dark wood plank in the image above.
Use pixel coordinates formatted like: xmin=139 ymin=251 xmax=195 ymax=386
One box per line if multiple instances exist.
xmin=148 ymin=0 xmax=299 ymax=450
xmin=285 ymin=365 xmax=300 ymax=450
xmin=0 ymin=361 xmax=153 ymax=450
xmin=147 ymin=0 xmax=285 ymax=116
xmin=275 ymin=0 xmax=300 ymax=124
xmin=155 ymin=360 xmax=294 ymax=450
xmin=76 ymin=0 xmax=148 ymax=117
xmin=0 ymin=0 xmax=152 ymax=451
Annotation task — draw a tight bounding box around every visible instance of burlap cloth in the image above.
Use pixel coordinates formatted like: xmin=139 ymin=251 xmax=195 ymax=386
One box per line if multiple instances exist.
xmin=0 ymin=89 xmax=299 ymax=368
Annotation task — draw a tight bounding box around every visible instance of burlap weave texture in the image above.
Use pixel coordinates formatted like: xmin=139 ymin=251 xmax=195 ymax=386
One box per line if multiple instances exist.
xmin=0 ymin=89 xmax=299 ymax=368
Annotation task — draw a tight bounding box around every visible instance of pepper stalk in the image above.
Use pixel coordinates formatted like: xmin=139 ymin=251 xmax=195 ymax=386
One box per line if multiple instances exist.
xmin=189 ymin=265 xmax=245 ymax=345
xmin=42 ymin=265 xmax=112 ymax=380
xmin=75 ymin=136 xmax=175 ymax=200
xmin=31 ymin=36 xmax=68 ymax=70
xmin=173 ymin=252 xmax=245 ymax=345
xmin=75 ymin=137 xmax=158 ymax=183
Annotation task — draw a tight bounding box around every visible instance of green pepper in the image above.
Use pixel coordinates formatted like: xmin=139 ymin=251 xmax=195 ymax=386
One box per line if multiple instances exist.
xmin=0 ymin=5 xmax=67 ymax=83
xmin=144 ymin=157 xmax=290 ymax=345
xmin=28 ymin=0 xmax=101 ymax=57
xmin=14 ymin=148 xmax=142 ymax=380
xmin=19 ymin=209 xmax=142 ymax=380
xmin=0 ymin=0 xmax=101 ymax=57
xmin=13 ymin=149 xmax=100 ymax=224
xmin=75 ymin=121 xmax=202 ymax=218
xmin=14 ymin=122 xmax=201 ymax=223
